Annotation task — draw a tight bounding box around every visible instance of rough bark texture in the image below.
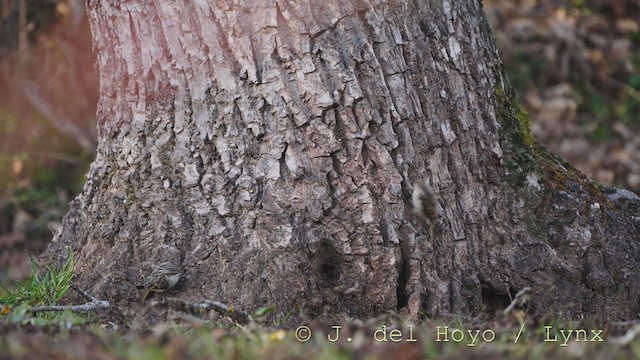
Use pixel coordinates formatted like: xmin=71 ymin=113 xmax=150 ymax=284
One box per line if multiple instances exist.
xmin=45 ymin=0 xmax=640 ymax=322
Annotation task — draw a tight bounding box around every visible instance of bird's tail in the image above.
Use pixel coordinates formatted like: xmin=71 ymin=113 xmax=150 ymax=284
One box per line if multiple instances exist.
xmin=139 ymin=287 xmax=152 ymax=304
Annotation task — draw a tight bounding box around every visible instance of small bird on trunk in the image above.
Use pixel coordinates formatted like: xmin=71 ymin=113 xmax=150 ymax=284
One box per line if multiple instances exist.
xmin=412 ymin=181 xmax=437 ymax=241
xmin=139 ymin=262 xmax=181 ymax=304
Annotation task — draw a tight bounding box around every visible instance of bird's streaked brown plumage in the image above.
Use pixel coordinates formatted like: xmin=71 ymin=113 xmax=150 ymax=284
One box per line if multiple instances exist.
xmin=139 ymin=262 xmax=181 ymax=304
xmin=412 ymin=181 xmax=437 ymax=240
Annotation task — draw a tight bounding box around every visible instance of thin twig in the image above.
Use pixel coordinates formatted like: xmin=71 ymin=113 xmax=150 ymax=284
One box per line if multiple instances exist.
xmin=3 ymin=64 xmax=96 ymax=153
xmin=503 ymin=287 xmax=531 ymax=315
xmin=611 ymin=319 xmax=640 ymax=328
xmin=611 ymin=323 xmax=640 ymax=345
xmin=69 ymin=281 xmax=99 ymax=302
xmin=600 ymin=76 xmax=640 ymax=104
xmin=152 ymin=298 xmax=255 ymax=326
xmin=30 ymin=301 xmax=109 ymax=313
xmin=30 ymin=283 xmax=109 ymax=313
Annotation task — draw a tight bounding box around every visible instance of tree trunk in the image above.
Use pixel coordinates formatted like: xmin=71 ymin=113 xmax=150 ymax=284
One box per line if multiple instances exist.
xmin=45 ymin=0 xmax=640 ymax=322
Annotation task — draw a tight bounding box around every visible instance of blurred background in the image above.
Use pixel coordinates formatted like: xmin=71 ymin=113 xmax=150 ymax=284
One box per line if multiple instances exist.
xmin=0 ymin=0 xmax=638 ymax=284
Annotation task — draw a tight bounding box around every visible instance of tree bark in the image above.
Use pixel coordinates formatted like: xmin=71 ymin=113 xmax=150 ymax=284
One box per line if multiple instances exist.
xmin=45 ymin=0 xmax=640 ymax=322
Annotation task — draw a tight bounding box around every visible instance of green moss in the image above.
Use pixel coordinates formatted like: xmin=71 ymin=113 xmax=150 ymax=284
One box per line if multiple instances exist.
xmin=533 ymin=143 xmax=615 ymax=221
xmin=493 ymin=69 xmax=538 ymax=185
xmin=491 ymin=68 xmax=618 ymax=228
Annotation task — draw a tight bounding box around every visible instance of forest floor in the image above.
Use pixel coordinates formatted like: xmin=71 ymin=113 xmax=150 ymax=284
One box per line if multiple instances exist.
xmin=2 ymin=256 xmax=637 ymax=359
xmin=2 ymin=285 xmax=640 ymax=360
xmin=1 ymin=0 xmax=640 ymax=359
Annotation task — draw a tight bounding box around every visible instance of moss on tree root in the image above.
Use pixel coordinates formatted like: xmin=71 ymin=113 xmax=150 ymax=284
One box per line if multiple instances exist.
xmin=493 ymin=70 xmax=538 ymax=185
xmin=493 ymin=68 xmax=618 ymax=222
